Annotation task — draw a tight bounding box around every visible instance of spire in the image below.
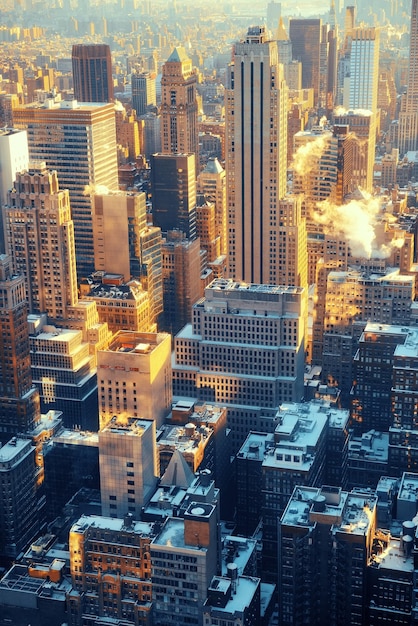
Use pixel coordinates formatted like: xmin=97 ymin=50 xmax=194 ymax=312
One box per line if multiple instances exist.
xmin=276 ymin=16 xmax=288 ymax=41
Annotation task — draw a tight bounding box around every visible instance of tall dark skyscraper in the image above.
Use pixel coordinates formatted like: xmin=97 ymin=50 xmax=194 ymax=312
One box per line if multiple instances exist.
xmin=150 ymin=153 xmax=197 ymax=240
xmin=289 ymin=18 xmax=322 ymax=104
xmin=72 ymin=44 xmax=114 ymax=103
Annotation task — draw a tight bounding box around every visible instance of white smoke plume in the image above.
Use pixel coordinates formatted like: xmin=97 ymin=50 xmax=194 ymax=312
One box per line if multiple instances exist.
xmin=83 ymin=184 xmax=111 ymax=196
xmin=334 ymin=106 xmax=373 ymax=117
xmin=291 ymin=133 xmax=330 ymax=176
xmin=313 ymin=196 xmax=405 ymax=259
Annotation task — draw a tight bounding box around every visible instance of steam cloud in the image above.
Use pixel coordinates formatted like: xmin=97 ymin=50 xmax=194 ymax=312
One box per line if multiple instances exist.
xmin=291 ymin=133 xmax=330 ymax=176
xmin=313 ymin=197 xmax=405 ymax=259
xmin=83 ymin=184 xmax=111 ymax=196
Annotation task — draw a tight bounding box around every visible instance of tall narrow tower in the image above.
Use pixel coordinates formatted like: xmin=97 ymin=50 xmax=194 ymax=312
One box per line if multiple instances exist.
xmin=160 ymin=47 xmax=198 ymax=156
xmin=5 ymin=164 xmax=78 ymax=321
xmin=399 ymin=0 xmax=418 ymax=154
xmin=226 ymin=26 xmax=288 ymax=284
xmin=289 ymin=18 xmax=322 ymax=104
xmin=344 ymin=27 xmax=380 ymax=113
xmin=72 ymin=44 xmax=114 ymax=103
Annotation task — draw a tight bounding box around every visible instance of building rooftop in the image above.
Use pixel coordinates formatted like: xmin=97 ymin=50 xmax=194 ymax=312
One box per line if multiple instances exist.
xmin=71 ymin=514 xmax=154 ymax=536
xmin=100 ymin=416 xmax=153 ymax=437
xmin=0 ymin=437 xmax=32 ymax=465
xmin=348 ymin=430 xmax=389 ymax=463
xmin=107 ymin=330 xmax=169 ymax=353
xmin=282 ymin=485 xmax=377 ymax=538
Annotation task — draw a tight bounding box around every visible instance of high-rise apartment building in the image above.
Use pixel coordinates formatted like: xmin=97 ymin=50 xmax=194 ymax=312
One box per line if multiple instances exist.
xmin=99 ymin=416 xmax=159 ymax=518
xmin=225 ymin=26 xmax=288 ymax=284
xmin=97 ymin=330 xmax=172 ymax=429
xmin=173 ymin=279 xmax=306 ymax=451
xmin=0 ymin=254 xmax=40 ymax=442
xmin=289 ymin=18 xmax=322 ymax=104
xmin=399 ymin=0 xmax=418 ymax=154
xmin=5 ymin=164 xmax=78 ymax=321
xmin=151 ymin=152 xmax=197 ymax=239
xmin=343 ymin=27 xmax=380 ymax=113
xmin=71 ymin=43 xmax=114 ymax=103
xmin=160 ymin=47 xmax=198 ymax=156
xmin=13 ymin=98 xmax=119 ymax=279
xmin=131 ymin=71 xmax=156 ymax=116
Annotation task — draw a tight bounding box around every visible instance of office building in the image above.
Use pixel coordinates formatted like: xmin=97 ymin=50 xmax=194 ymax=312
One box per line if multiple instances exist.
xmin=289 ymin=18 xmax=322 ymax=105
xmin=43 ymin=429 xmax=99 ymax=519
xmin=160 ymin=47 xmax=198 ymax=156
xmin=30 ymin=323 xmax=99 ymax=431
xmin=236 ymin=401 xmax=338 ymax=580
xmin=0 ymin=436 xmax=40 ymax=558
xmin=347 ymin=430 xmax=389 ymax=489
xmin=5 ymin=164 xmax=78 ymax=321
xmin=0 ymin=255 xmax=40 ymax=442
xmin=86 ymin=278 xmax=152 ymax=334
xmin=151 ymin=501 xmax=219 ymax=626
xmin=334 ymin=107 xmax=376 ymax=194
xmin=97 ymin=330 xmax=172 ymax=429
xmin=266 ymin=0 xmax=281 ymax=30
xmin=131 ymin=71 xmax=156 ymax=116
xmin=13 ymin=98 xmax=118 ymax=278
xmin=160 ymin=231 xmax=202 ymax=335
xmin=99 ymin=416 xmax=159 ymax=519
xmin=71 ymin=43 xmax=114 ymax=103
xmin=151 ymin=152 xmax=197 ymax=240
xmin=173 ymin=279 xmax=306 ymax=451
xmin=343 ymin=27 xmax=380 ymax=113
xmin=225 ymin=26 xmax=288 ymax=284
xmin=398 ymin=0 xmax=418 ymax=154
xmin=317 ymin=269 xmax=415 ymax=403
xmin=69 ymin=515 xmax=155 ymax=625
xmin=92 ymin=191 xmax=163 ymax=323
xmin=279 ymin=485 xmax=377 ymax=626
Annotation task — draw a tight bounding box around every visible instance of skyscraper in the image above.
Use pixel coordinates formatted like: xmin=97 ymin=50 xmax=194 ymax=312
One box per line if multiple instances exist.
xmin=131 ymin=71 xmax=156 ymax=116
xmin=173 ymin=279 xmax=306 ymax=452
xmin=5 ymin=164 xmax=78 ymax=321
xmin=289 ymin=18 xmax=322 ymax=104
xmin=226 ymin=26 xmax=288 ymax=284
xmin=13 ymin=98 xmax=119 ymax=278
xmin=72 ymin=43 xmax=114 ymax=103
xmin=343 ymin=27 xmax=380 ymax=113
xmin=160 ymin=47 xmax=198 ymax=156
xmin=151 ymin=152 xmax=197 ymax=239
xmin=92 ymin=191 xmax=163 ymax=324
xmin=399 ymin=0 xmax=418 ymax=154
